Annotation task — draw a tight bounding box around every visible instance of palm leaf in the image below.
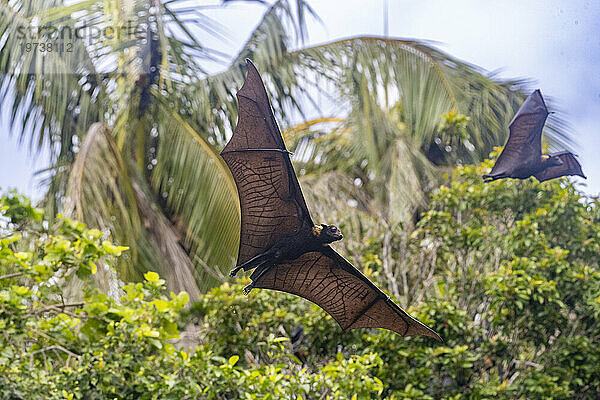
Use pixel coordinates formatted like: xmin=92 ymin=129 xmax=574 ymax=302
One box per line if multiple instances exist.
xmin=64 ymin=122 xmax=203 ymax=299
xmin=282 ymin=36 xmax=573 ymax=225
xmin=150 ymin=103 xmax=240 ymax=291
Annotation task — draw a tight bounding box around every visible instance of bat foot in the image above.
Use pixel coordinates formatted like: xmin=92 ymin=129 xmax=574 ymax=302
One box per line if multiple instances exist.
xmin=242 ymin=283 xmax=254 ymax=295
xmin=229 ymin=266 xmax=242 ymax=277
xmin=482 ymin=174 xmax=495 ymax=183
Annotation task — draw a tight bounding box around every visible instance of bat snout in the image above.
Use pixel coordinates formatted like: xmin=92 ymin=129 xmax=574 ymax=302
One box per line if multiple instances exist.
xmin=332 ymin=227 xmax=343 ymax=241
xmin=330 ymin=231 xmax=343 ymax=241
xmin=324 ymin=225 xmax=343 ymax=242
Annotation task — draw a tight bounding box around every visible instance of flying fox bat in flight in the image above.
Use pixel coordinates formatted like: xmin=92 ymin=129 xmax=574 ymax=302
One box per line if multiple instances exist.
xmin=483 ymin=89 xmax=586 ymax=182
xmin=221 ymin=59 xmax=440 ymax=341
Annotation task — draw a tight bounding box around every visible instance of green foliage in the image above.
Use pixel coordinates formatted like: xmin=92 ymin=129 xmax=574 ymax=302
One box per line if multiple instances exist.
xmin=402 ymin=152 xmax=600 ymax=398
xmin=438 ymin=109 xmax=471 ymax=144
xmin=188 ymin=151 xmax=599 ymax=399
xmin=0 ymin=192 xmax=383 ymax=399
xmin=2 ymin=0 xmax=576 ymax=297
xmin=3 ymin=147 xmax=600 ymax=399
xmin=0 ymin=0 xmax=319 ymax=299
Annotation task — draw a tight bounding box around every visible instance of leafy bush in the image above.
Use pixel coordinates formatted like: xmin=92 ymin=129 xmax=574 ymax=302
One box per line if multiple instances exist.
xmin=189 ymin=153 xmax=600 ymax=399
xmin=2 ymin=152 xmax=600 ymax=399
xmin=0 ymin=192 xmax=383 ymax=399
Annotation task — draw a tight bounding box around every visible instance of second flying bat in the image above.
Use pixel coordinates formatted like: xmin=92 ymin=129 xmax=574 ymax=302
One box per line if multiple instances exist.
xmin=483 ymin=89 xmax=585 ymax=182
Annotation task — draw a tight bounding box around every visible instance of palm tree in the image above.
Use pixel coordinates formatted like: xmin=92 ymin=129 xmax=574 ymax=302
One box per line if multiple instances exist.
xmin=0 ymin=0 xmax=324 ymax=298
xmin=0 ymin=0 xmax=572 ymax=298
xmin=281 ymin=37 xmax=572 ymax=298
xmin=289 ymin=37 xmax=571 ymax=222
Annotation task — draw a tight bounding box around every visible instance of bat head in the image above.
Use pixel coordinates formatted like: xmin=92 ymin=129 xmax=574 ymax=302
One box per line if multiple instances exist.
xmin=541 ymin=154 xmax=563 ymax=167
xmin=316 ymin=224 xmax=343 ymax=243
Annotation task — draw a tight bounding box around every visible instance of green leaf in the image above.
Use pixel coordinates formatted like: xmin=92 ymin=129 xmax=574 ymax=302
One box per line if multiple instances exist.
xmin=101 ymin=240 xmax=129 ymax=255
xmin=229 ymin=355 xmax=240 ymax=367
xmin=12 ymin=286 xmax=30 ymax=295
xmin=144 ymin=271 xmax=160 ymax=283
xmin=154 ymin=300 xmax=172 ymax=313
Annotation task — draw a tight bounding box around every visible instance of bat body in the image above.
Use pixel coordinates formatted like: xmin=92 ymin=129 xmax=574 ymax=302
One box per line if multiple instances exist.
xmin=483 ymin=89 xmax=586 ymax=182
xmin=221 ymin=59 xmax=441 ymax=341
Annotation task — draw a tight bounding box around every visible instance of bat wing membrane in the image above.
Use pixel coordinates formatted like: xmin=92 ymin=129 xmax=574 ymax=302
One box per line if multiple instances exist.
xmin=490 ymin=90 xmax=549 ymax=176
xmin=252 ymin=246 xmax=441 ymax=340
xmin=534 ymin=151 xmax=586 ymax=182
xmin=222 ymin=60 xmax=313 ymax=266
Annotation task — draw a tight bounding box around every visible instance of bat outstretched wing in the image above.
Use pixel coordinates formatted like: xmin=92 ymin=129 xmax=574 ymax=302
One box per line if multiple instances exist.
xmin=252 ymin=246 xmax=441 ymax=340
xmin=489 ymin=89 xmax=549 ymax=176
xmin=221 ymin=59 xmax=313 ymax=266
xmin=534 ymin=151 xmax=587 ymax=182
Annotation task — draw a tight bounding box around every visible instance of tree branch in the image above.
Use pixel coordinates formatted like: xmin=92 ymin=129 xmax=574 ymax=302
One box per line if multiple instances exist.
xmin=0 ymin=272 xmax=23 ymax=280
xmin=30 ymin=345 xmax=82 ymax=362
xmin=31 ymin=302 xmax=85 ymax=314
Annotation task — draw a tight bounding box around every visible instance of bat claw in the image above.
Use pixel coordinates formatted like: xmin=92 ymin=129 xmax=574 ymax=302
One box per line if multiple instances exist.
xmin=229 ymin=268 xmax=240 ymax=277
xmin=243 ymin=283 xmax=254 ymax=295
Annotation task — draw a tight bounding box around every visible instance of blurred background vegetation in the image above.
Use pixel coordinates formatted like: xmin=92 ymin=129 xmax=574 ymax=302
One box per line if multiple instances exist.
xmin=0 ymin=0 xmax=574 ymax=295
xmin=0 ymin=1 xmax=597 ymax=398
xmin=2 ymin=161 xmax=599 ymax=398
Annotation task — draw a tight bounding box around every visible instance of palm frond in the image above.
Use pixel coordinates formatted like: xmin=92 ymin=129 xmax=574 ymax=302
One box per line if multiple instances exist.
xmin=151 ymin=103 xmax=240 ymax=292
xmin=282 ymin=35 xmax=574 ymax=225
xmin=0 ymin=0 xmax=101 ymax=187
xmin=65 ymin=122 xmax=203 ymax=299
xmin=64 ymin=122 xmax=142 ymax=281
xmin=2 ymin=0 xmax=577 ymax=297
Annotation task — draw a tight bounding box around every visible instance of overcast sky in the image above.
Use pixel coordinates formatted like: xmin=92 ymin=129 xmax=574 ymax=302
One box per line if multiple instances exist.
xmin=1 ymin=0 xmax=598 ymax=199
